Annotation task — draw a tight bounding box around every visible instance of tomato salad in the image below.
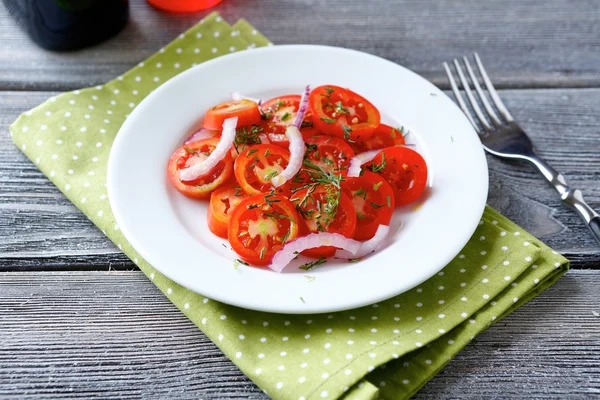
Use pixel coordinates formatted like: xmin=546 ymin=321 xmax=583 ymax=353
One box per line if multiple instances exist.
xmin=167 ymin=85 xmax=428 ymax=272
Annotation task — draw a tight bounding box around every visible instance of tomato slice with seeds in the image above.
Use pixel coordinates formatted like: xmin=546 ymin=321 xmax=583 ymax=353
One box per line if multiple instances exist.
xmin=167 ymin=138 xmax=233 ymax=200
xmin=290 ymin=185 xmax=356 ymax=258
xmin=308 ymin=85 xmax=380 ymax=141
xmin=368 ymin=146 xmax=428 ymax=206
xmin=260 ymin=95 xmax=319 ymax=147
xmin=234 ymin=144 xmax=290 ymax=195
xmin=208 ymin=183 xmax=250 ymax=238
xmin=204 ymin=99 xmax=261 ymax=130
xmin=341 ymin=171 xmax=395 ymax=240
xmin=304 ymin=135 xmax=355 ymax=177
xmin=352 ymin=123 xmax=406 ymax=153
xmin=228 ymin=193 xmax=300 ymax=266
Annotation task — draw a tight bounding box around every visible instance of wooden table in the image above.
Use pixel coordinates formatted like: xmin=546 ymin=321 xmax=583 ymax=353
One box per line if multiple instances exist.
xmin=1 ymin=1 xmax=599 ymax=398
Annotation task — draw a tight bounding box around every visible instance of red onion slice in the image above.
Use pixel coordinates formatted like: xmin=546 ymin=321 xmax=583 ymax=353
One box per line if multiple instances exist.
xmin=347 ymin=150 xmax=381 ymax=177
xmin=271 ymin=126 xmax=304 ymax=187
xmin=293 ymin=85 xmax=311 ymax=129
xmin=179 ymin=117 xmax=238 ymax=181
xmin=336 ymin=224 xmax=390 ymax=259
xmin=184 ymin=128 xmax=220 ymax=144
xmin=258 ymin=134 xmax=271 ymax=144
xmin=269 ymin=233 xmax=361 ymax=273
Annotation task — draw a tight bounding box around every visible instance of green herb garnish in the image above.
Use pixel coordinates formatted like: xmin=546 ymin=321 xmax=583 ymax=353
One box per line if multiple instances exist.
xmin=342 ymin=125 xmax=354 ymax=142
xmin=386 ymin=195 xmax=391 ymax=208
xmin=373 ymin=182 xmax=382 ymax=191
xmin=264 ymin=171 xmax=278 ymax=180
xmin=370 ymin=153 xmax=386 ymax=172
xmin=299 ymin=256 xmax=327 ymax=271
xmin=281 ymin=112 xmax=291 ymax=121
xmin=320 ymin=117 xmax=336 ymax=124
xmin=370 ymin=201 xmax=385 ymax=209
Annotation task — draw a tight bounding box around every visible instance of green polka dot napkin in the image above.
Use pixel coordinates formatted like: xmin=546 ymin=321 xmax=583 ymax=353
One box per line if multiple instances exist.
xmin=9 ymin=12 xmax=569 ymax=400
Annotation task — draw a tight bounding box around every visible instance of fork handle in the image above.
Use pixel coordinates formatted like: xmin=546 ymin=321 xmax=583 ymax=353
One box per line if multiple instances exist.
xmin=529 ymin=154 xmax=600 ymax=246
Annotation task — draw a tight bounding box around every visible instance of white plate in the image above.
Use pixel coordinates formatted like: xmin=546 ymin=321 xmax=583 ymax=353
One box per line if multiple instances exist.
xmin=108 ymin=45 xmax=488 ymax=314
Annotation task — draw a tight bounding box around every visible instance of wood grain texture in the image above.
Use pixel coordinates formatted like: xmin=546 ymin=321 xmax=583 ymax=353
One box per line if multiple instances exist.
xmin=1 ymin=0 xmax=600 ymax=91
xmin=0 ymin=270 xmax=598 ymax=399
xmin=1 ymin=89 xmax=599 ymax=270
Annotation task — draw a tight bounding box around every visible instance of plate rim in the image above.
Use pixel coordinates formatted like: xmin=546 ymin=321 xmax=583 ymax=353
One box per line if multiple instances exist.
xmin=108 ymin=44 xmax=489 ymax=314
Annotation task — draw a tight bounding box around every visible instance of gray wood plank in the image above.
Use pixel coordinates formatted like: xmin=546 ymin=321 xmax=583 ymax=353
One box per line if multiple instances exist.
xmin=1 ymin=0 xmax=600 ymax=91
xmin=0 ymin=270 xmax=598 ymax=398
xmin=1 ymin=88 xmax=599 ymax=270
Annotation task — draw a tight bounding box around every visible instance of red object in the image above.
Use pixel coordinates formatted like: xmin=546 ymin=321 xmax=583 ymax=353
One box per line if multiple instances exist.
xmin=167 ymin=138 xmax=233 ymax=199
xmin=368 ymin=146 xmax=428 ymax=206
xmin=234 ymin=144 xmax=290 ymax=195
xmin=208 ymin=183 xmax=249 ymax=238
xmin=308 ymin=85 xmax=380 ymax=142
xmin=148 ymin=0 xmax=222 ymax=12
xmin=203 ymin=100 xmax=261 ymax=131
xmin=260 ymin=94 xmax=319 ymax=147
xmin=228 ymin=194 xmax=300 ymax=266
xmin=290 ymin=187 xmax=357 ymax=259
xmin=352 ymin=123 xmax=406 ymax=153
xmin=341 ymin=171 xmax=395 ymax=240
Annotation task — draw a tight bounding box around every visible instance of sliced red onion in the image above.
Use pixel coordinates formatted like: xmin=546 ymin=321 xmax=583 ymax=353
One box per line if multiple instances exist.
xmin=230 ymin=92 xmax=261 ymax=103
xmin=336 ymin=225 xmax=390 ymax=259
xmin=258 ymin=134 xmax=271 ymax=144
xmin=269 ymin=233 xmax=361 ymax=273
xmin=179 ymin=117 xmax=238 ymax=181
xmin=347 ymin=150 xmax=381 ymax=177
xmin=184 ymin=128 xmax=219 ymax=144
xmin=293 ymin=85 xmax=311 ymax=129
xmin=271 ymin=126 xmax=304 ymax=187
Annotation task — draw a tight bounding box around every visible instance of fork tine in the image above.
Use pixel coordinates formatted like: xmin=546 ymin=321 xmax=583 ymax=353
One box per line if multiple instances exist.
xmin=462 ymin=56 xmax=503 ymax=126
xmin=453 ymin=58 xmax=492 ymax=131
xmin=474 ymin=52 xmax=514 ymax=122
xmin=443 ymin=62 xmax=481 ymax=134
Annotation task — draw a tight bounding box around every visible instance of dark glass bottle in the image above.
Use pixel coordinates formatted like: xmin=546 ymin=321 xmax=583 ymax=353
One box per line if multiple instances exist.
xmin=2 ymin=0 xmax=129 ymax=51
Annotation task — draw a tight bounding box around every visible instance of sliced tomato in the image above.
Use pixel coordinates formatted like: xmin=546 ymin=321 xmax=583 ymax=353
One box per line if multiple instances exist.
xmin=352 ymin=123 xmax=406 ymax=153
xmin=228 ymin=193 xmax=300 ymax=266
xmin=304 ymin=135 xmax=355 ymax=177
xmin=234 ymin=144 xmax=290 ymax=195
xmin=368 ymin=146 xmax=428 ymax=206
xmin=204 ymin=99 xmax=261 ymax=130
xmin=341 ymin=171 xmax=395 ymax=240
xmin=167 ymin=138 xmax=233 ymax=200
xmin=260 ymin=95 xmax=320 ymax=147
xmin=308 ymin=85 xmax=380 ymax=141
xmin=290 ymin=185 xmax=356 ymax=258
xmin=229 ymin=123 xmax=267 ymax=160
xmin=208 ymin=183 xmax=250 ymax=238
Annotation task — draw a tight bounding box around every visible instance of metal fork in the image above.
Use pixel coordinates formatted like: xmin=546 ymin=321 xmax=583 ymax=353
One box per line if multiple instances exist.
xmin=443 ymin=53 xmax=600 ymax=245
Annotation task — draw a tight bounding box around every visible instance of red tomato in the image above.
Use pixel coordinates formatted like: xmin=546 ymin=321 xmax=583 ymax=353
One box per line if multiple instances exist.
xmin=369 ymin=146 xmax=428 ymax=206
xmin=290 ymin=186 xmax=357 ymax=258
xmin=208 ymin=183 xmax=250 ymax=238
xmin=304 ymin=135 xmax=355 ymax=177
xmin=341 ymin=171 xmax=395 ymax=240
xmin=228 ymin=193 xmax=300 ymax=266
xmin=229 ymin=123 xmax=267 ymax=160
xmin=352 ymin=123 xmax=406 ymax=153
xmin=260 ymin=95 xmax=319 ymax=147
xmin=234 ymin=144 xmax=290 ymax=195
xmin=204 ymin=99 xmax=261 ymax=130
xmin=167 ymin=138 xmax=233 ymax=200
xmin=308 ymin=85 xmax=380 ymax=141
